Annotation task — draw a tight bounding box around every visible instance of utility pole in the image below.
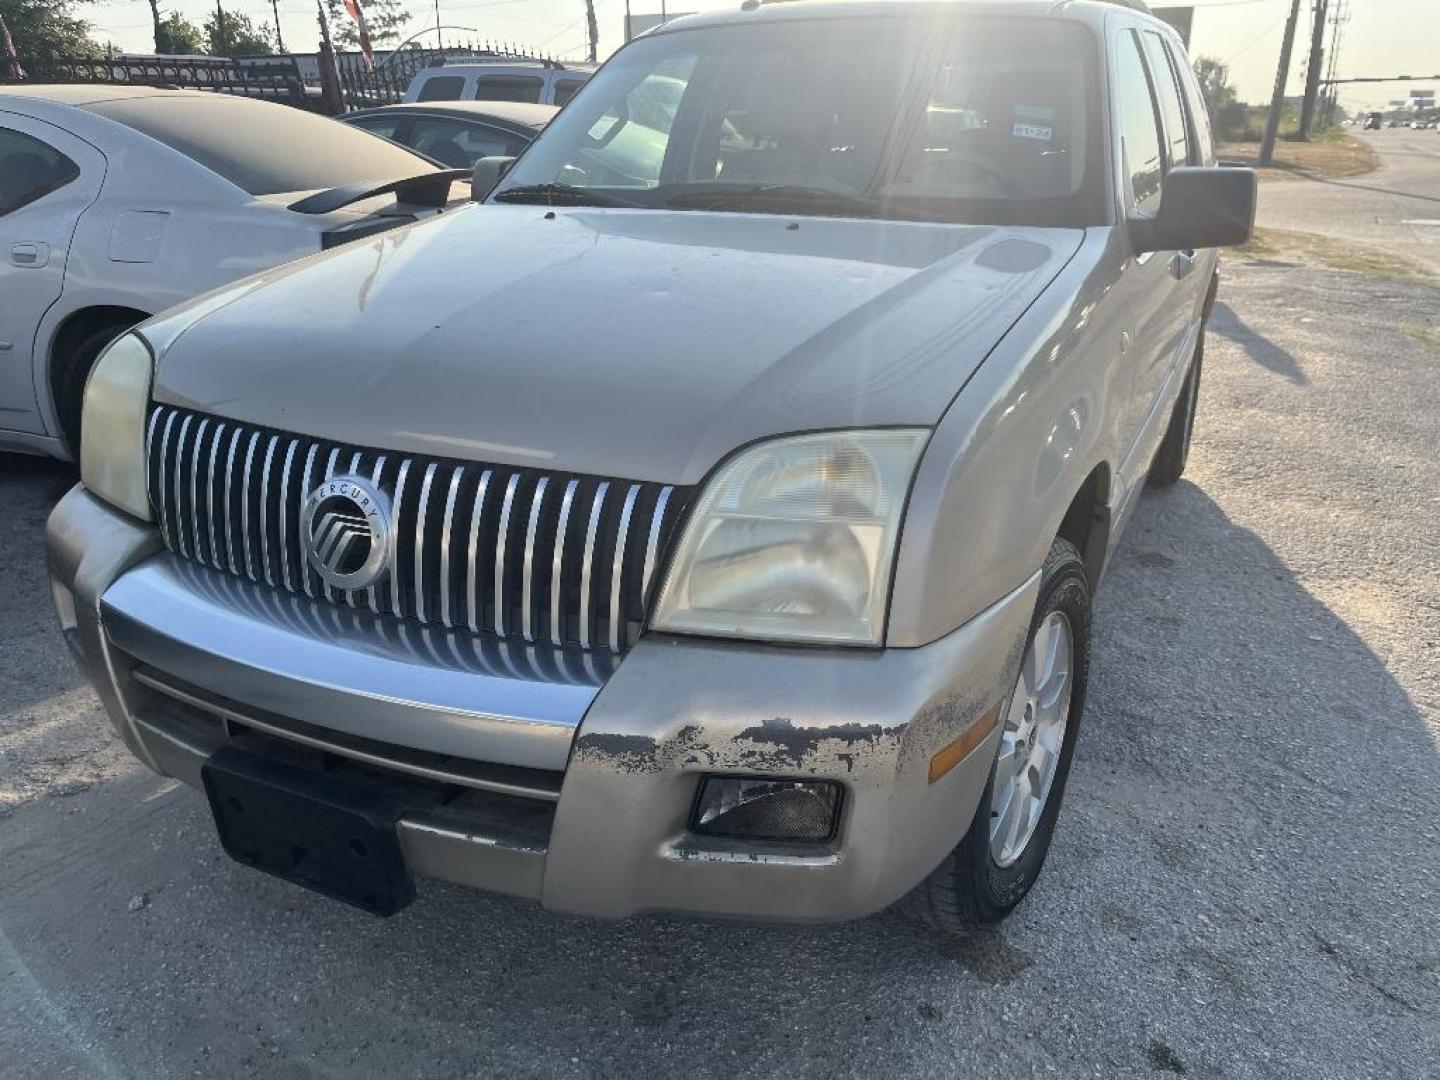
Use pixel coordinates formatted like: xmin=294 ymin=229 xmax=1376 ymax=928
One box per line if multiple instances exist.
xmin=1298 ymin=0 xmax=1329 ymax=139
xmin=316 ymin=0 xmax=344 ymax=114
xmin=1321 ymin=0 xmax=1349 ymax=127
xmin=1260 ymin=0 xmax=1303 ymax=165
xmin=215 ymin=0 xmax=227 ymax=56
xmin=585 ymin=0 xmax=597 ymax=61
xmin=147 ymin=0 xmax=163 ymax=52
xmin=435 ymin=0 xmax=442 ymax=47
xmin=272 ymin=0 xmax=286 ymax=52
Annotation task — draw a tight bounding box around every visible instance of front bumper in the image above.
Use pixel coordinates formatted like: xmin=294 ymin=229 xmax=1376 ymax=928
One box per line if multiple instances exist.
xmin=48 ymin=485 xmax=1036 ymax=922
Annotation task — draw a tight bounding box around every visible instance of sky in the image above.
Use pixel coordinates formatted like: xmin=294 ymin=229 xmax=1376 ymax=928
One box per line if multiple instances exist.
xmin=80 ymin=0 xmax=1440 ymax=112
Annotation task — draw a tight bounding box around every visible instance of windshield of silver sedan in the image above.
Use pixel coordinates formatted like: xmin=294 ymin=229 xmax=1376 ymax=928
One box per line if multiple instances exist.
xmin=492 ymin=15 xmax=1104 ymax=227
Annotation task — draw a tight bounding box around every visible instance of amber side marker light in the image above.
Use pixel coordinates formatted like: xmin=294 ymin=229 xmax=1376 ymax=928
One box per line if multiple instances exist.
xmin=928 ymin=703 xmax=1002 ymax=784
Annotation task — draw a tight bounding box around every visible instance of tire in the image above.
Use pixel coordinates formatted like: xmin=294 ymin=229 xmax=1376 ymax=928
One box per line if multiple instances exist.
xmin=900 ymin=537 xmax=1091 ymax=934
xmin=1148 ymin=330 xmax=1204 ymax=487
xmin=53 ymin=320 xmax=134 ymax=459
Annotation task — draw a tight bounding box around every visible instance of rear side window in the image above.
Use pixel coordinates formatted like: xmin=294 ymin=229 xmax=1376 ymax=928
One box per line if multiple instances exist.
xmin=0 ymin=128 xmax=79 ymax=216
xmin=1142 ymin=31 xmax=1191 ymax=168
xmin=403 ymin=118 xmax=528 ymax=168
xmin=416 ymin=75 xmax=465 ymax=102
xmin=1114 ymin=30 xmax=1163 ymax=212
xmin=1171 ymin=42 xmax=1213 ymax=161
xmin=554 ymin=79 xmax=585 ymax=107
xmin=347 ymin=115 xmax=405 ymax=141
xmin=474 ymin=76 xmax=544 ymax=103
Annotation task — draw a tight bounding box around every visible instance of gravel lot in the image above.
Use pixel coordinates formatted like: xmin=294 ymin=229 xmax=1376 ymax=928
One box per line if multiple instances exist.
xmin=3 ymin=258 xmax=1439 ymax=1077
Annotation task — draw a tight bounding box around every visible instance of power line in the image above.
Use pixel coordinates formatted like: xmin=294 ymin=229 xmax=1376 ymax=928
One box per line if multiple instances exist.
xmin=1221 ymin=9 xmax=1291 ymax=64
xmin=538 ymin=17 xmax=583 ymax=48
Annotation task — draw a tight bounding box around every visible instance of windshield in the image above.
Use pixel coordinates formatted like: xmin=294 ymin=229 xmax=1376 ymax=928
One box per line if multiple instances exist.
xmin=86 ymin=94 xmax=434 ymax=197
xmin=493 ymin=15 xmax=1103 ymax=226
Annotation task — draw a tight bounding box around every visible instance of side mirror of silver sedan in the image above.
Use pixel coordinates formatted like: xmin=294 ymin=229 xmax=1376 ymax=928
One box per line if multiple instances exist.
xmin=471 ymin=156 xmax=517 ymax=202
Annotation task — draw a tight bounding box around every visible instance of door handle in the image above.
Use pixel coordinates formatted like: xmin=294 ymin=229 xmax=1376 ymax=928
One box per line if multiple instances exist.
xmin=1168 ymin=250 xmax=1195 ymax=281
xmin=10 ymin=242 xmax=48 ymax=268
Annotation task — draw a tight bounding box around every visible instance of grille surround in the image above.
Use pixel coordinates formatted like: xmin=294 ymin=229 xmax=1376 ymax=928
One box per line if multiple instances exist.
xmin=145 ymin=404 xmax=687 ymax=652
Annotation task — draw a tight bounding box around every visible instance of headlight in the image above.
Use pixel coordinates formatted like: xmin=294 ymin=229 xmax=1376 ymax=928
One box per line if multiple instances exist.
xmin=652 ymin=429 xmax=928 ymax=646
xmin=80 ymin=333 xmax=154 ymax=521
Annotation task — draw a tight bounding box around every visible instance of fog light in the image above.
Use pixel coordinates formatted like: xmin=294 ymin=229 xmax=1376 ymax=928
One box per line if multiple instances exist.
xmin=691 ymin=777 xmax=842 ymax=842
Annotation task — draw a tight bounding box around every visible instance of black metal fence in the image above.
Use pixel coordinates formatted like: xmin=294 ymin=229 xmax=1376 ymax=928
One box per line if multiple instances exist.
xmin=3 ymin=54 xmax=319 ymax=110
xmin=334 ymin=47 xmax=446 ymax=109
xmin=2 ymin=44 xmax=559 ymax=115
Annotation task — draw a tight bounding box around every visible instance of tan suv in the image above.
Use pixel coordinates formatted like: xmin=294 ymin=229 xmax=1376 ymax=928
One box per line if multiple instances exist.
xmin=50 ymin=0 xmax=1253 ymax=929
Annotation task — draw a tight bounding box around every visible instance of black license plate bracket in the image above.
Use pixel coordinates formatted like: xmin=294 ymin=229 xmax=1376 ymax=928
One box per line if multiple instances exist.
xmin=201 ymin=745 xmax=415 ymax=916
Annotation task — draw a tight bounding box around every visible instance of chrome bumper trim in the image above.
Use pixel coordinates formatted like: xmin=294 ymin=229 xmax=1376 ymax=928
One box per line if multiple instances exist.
xmin=131 ymin=667 xmax=563 ymax=802
xmin=100 ymin=554 xmax=599 ymax=772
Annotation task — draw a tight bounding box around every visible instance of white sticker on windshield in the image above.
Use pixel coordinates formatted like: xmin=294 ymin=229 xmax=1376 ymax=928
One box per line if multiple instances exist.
xmin=1013 ymin=104 xmax=1056 ymax=142
xmin=1013 ymin=122 xmax=1054 ymax=141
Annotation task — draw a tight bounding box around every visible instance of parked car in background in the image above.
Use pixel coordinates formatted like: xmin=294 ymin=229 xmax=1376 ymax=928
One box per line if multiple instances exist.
xmin=0 ymin=86 xmax=461 ymax=459
xmin=403 ymin=60 xmax=596 ymax=107
xmin=339 ymin=101 xmax=557 ymax=168
xmin=51 ymin=0 xmax=1254 ymax=930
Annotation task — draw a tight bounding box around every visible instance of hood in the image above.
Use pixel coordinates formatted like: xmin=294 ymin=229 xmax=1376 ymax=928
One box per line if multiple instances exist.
xmin=148 ymin=204 xmax=1081 ymax=485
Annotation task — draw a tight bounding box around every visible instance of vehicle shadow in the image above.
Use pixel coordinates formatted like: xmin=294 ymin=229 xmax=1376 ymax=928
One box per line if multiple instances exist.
xmin=1209 ymin=300 xmax=1307 ymax=385
xmin=6 ymin=473 xmax=1434 ymax=1077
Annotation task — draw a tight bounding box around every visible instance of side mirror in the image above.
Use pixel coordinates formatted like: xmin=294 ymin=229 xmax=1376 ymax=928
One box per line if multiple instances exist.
xmin=471 ymin=156 xmax=517 ymax=202
xmin=1130 ymin=166 xmax=1257 ymax=253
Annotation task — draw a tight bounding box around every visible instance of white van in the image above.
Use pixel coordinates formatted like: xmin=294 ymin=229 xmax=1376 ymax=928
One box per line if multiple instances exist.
xmin=403 ymin=61 xmax=597 ymax=107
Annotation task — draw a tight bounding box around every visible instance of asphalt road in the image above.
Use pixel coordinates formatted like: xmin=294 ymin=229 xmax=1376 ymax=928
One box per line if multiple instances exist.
xmin=3 ymin=154 xmax=1439 ymax=1078
xmin=1256 ymin=128 xmax=1440 ymax=273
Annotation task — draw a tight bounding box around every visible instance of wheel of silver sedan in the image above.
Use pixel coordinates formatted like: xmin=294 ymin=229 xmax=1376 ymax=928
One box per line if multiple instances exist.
xmin=989 ymin=610 xmax=1074 ymax=868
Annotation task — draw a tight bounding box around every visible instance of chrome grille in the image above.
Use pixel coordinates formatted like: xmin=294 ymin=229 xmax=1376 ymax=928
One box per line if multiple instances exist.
xmin=146 ymin=404 xmax=688 ymax=652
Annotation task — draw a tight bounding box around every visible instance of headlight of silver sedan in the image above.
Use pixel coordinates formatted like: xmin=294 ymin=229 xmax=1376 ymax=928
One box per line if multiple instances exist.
xmin=80 ymin=333 xmax=154 ymax=521
xmin=652 ymin=429 xmax=928 ymax=646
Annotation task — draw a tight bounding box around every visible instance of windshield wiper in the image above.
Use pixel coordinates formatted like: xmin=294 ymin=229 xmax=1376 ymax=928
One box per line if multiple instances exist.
xmin=491 ymin=183 xmax=640 ymax=208
xmin=662 ymin=183 xmax=889 ymax=217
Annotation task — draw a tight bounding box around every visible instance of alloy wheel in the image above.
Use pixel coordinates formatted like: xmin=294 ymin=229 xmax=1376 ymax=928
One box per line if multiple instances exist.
xmin=989 ymin=610 xmax=1074 ymax=868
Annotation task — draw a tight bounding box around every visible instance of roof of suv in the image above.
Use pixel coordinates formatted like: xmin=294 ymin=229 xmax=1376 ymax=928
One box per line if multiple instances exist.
xmin=651 ymin=0 xmax=1160 ymax=35
xmin=422 ymin=60 xmax=599 ymax=76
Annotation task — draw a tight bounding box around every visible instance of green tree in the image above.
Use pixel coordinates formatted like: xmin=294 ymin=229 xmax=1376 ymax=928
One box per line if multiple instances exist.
xmin=154 ymin=11 xmax=205 ymax=54
xmin=1192 ymin=55 xmax=1235 ymax=120
xmin=0 ymin=0 xmax=101 ymax=66
xmin=204 ymin=9 xmax=272 ymax=57
xmin=324 ymin=0 xmax=409 ymax=49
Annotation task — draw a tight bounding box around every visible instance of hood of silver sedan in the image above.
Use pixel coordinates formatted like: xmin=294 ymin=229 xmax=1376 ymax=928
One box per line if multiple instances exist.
xmin=149 ymin=205 xmax=1082 ymax=485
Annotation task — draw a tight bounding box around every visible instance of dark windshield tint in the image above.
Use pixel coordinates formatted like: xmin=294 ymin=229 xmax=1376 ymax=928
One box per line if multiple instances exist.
xmin=475 ymin=76 xmax=544 ymax=103
xmin=495 ymin=15 xmax=1104 ymax=226
xmin=416 ymin=75 xmax=465 ymax=102
xmin=87 ymin=95 xmax=432 ymax=196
